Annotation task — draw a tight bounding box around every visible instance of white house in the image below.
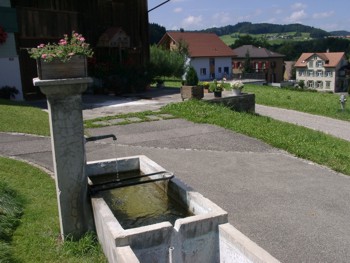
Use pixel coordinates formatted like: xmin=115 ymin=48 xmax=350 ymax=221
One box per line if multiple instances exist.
xmin=158 ymin=32 xmax=236 ymax=81
xmin=295 ymin=51 xmax=348 ymax=93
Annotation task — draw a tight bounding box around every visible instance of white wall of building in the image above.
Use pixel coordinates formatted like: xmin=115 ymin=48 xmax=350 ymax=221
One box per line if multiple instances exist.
xmin=190 ymin=57 xmax=209 ymax=81
xmin=190 ymin=57 xmax=232 ymax=81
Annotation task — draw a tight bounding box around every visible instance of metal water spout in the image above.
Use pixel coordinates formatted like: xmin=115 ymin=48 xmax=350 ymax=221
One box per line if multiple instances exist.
xmin=85 ymin=134 xmax=117 ymax=142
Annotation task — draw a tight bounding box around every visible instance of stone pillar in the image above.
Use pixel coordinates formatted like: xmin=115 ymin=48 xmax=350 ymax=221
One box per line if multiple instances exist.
xmin=33 ymin=77 xmax=93 ymax=240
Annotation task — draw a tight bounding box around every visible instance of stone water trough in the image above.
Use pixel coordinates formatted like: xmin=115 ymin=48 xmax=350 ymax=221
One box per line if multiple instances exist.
xmin=86 ymin=155 xmax=279 ymax=263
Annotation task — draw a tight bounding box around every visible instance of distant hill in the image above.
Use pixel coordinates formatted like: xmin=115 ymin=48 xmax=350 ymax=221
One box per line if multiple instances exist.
xmin=330 ymin=30 xmax=350 ymax=36
xmin=197 ymin=22 xmax=330 ymax=39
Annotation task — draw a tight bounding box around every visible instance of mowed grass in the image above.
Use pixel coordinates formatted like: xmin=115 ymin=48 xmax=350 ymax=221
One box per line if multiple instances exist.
xmin=163 ymin=100 xmax=350 ymax=175
xmin=244 ymin=84 xmax=350 ymax=121
xmin=0 ymin=157 xmax=106 ymax=262
xmin=0 ymin=99 xmax=50 ymax=136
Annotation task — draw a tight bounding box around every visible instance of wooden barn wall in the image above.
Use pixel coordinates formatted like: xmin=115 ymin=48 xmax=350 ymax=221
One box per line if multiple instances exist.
xmin=11 ymin=0 xmax=149 ymax=99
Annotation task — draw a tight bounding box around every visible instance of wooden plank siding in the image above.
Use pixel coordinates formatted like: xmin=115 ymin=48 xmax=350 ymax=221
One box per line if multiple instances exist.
xmin=11 ymin=0 xmax=149 ymax=99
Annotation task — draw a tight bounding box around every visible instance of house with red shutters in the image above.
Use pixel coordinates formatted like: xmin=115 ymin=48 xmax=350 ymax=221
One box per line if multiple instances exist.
xmin=232 ymin=45 xmax=285 ymax=83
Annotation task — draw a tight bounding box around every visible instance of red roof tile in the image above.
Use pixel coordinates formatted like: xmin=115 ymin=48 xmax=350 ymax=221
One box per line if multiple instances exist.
xmin=161 ymin=32 xmax=236 ymax=58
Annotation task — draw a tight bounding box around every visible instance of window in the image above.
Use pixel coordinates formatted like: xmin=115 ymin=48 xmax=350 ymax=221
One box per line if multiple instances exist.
xmin=307 ymin=80 xmax=314 ymax=88
xmin=298 ymin=70 xmax=305 ymax=76
xmin=262 ymin=62 xmax=266 ymax=69
xmin=316 ymin=61 xmax=324 ymax=67
xmin=307 ymin=70 xmax=314 ymax=77
xmin=224 ymin=67 xmax=229 ymax=74
xmin=210 ymin=58 xmax=215 ymax=66
xmin=316 ymin=70 xmax=323 ymax=77
xmin=218 ymin=67 xmax=222 ymax=73
xmin=325 ymin=81 xmax=331 ymax=89
xmin=325 ymin=71 xmax=333 ymax=77
xmin=308 ymin=61 xmax=313 ymax=68
xmin=200 ymin=68 xmax=207 ymax=76
xmin=316 ymin=81 xmax=323 ymax=89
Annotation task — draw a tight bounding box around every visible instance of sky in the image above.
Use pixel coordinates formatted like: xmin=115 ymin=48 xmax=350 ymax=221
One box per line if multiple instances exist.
xmin=147 ymin=0 xmax=350 ymax=32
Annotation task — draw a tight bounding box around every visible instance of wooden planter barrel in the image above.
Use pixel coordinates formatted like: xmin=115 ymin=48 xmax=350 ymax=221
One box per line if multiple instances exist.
xmin=180 ymin=85 xmax=204 ymax=101
xmin=36 ymin=55 xmax=87 ymax=80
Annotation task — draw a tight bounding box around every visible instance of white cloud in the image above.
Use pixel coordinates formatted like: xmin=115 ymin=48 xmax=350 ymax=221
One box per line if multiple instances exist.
xmin=285 ymin=10 xmax=307 ymax=23
xmin=312 ymin=11 xmax=334 ymax=19
xmin=174 ymin=7 xmax=183 ymax=13
xmin=212 ymin=12 xmax=232 ymax=25
xmin=182 ymin=15 xmax=203 ymax=29
xmin=291 ymin=3 xmax=307 ymax=10
xmin=274 ymin=9 xmax=283 ymax=15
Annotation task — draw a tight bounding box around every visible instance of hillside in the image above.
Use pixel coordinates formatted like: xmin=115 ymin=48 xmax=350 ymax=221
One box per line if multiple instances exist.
xmin=330 ymin=30 xmax=350 ymax=36
xmin=198 ymin=22 xmax=330 ymax=39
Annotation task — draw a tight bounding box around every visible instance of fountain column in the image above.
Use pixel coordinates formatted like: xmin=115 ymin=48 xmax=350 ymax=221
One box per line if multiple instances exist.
xmin=33 ymin=77 xmax=93 ymax=240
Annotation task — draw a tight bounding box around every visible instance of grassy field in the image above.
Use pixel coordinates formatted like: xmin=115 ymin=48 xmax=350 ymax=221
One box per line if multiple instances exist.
xmin=243 ymin=85 xmax=350 ymax=121
xmin=220 ymin=32 xmax=312 ymax=46
xmin=0 ymin=157 xmax=106 ymax=262
xmin=0 ymin=99 xmax=50 ymax=136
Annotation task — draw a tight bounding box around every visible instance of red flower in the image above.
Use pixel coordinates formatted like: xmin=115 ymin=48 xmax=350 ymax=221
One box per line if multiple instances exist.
xmin=0 ymin=26 xmax=8 ymax=45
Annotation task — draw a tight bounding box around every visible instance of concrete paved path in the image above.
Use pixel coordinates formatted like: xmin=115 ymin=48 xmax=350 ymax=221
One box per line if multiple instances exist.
xmin=256 ymin=104 xmax=350 ymax=142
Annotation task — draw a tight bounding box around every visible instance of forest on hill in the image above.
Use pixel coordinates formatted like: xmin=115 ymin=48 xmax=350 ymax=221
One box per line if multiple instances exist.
xmin=198 ymin=22 xmax=331 ymax=39
xmin=149 ymin=22 xmax=350 ymax=61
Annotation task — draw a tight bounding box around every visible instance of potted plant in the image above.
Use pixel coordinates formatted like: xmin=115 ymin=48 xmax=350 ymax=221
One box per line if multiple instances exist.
xmin=180 ymin=66 xmax=203 ymax=101
xmin=231 ymin=80 xmax=244 ymax=95
xmin=209 ymin=79 xmax=224 ymax=97
xmin=0 ymin=86 xmax=18 ymax=99
xmin=28 ymin=31 xmax=93 ymax=80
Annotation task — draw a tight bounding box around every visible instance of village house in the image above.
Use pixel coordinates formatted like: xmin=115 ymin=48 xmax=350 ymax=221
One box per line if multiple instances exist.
xmin=158 ymin=32 xmax=236 ymax=81
xmin=294 ymin=51 xmax=348 ymax=92
xmin=232 ymin=45 xmax=285 ymax=83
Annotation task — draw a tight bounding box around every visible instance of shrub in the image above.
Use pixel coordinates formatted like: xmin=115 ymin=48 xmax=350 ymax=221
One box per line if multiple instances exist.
xmin=184 ymin=66 xmax=198 ymax=86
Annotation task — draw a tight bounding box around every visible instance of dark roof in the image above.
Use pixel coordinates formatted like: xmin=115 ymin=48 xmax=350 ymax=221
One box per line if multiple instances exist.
xmin=162 ymin=32 xmax=236 ymax=58
xmin=233 ymin=45 xmax=285 ymax=58
xmin=295 ymin=52 xmax=346 ymax=68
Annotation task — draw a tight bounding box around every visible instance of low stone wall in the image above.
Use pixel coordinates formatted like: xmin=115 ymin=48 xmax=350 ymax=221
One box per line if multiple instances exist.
xmin=219 ymin=223 xmax=280 ymax=263
xmin=206 ymin=93 xmax=255 ymax=113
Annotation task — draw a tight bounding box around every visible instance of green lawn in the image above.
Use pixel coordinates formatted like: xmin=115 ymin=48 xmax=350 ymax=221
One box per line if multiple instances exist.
xmin=0 ymin=99 xmax=50 ymax=136
xmin=243 ymin=85 xmax=350 ymax=121
xmin=0 ymin=157 xmax=106 ymax=262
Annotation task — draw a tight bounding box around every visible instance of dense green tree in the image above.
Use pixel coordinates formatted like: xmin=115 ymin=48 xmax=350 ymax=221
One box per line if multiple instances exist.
xmin=149 ymin=23 xmax=166 ymax=45
xmin=230 ymin=34 xmax=269 ymax=49
xmin=243 ymin=51 xmax=253 ymax=73
xmin=149 ymin=45 xmax=186 ymax=78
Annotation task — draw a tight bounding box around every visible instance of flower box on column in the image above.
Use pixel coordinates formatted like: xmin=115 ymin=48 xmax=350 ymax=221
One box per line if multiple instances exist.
xmin=37 ymin=55 xmax=88 ymax=80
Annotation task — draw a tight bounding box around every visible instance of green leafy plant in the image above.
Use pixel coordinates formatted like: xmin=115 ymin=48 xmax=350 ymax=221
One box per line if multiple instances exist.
xmin=209 ymin=79 xmax=225 ymax=92
xmin=0 ymin=86 xmax=18 ymax=99
xmin=28 ymin=32 xmax=93 ymax=62
xmin=184 ymin=66 xmax=199 ymax=86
